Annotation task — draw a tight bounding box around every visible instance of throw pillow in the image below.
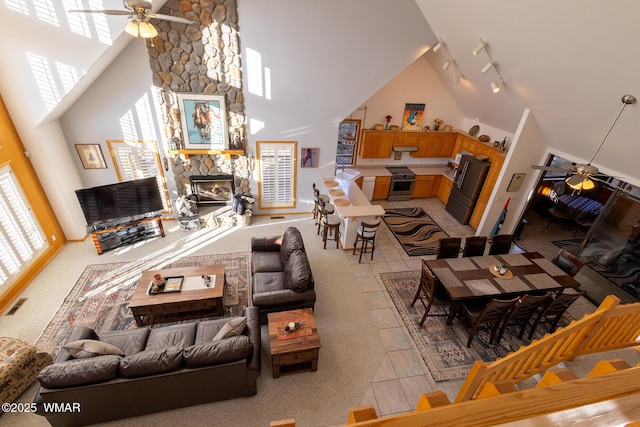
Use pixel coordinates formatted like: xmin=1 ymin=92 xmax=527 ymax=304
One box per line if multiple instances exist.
xmin=213 ymin=317 xmax=247 ymax=341
xmin=284 ymin=249 xmax=313 ymax=292
xmin=63 ymin=339 xmax=124 ymax=359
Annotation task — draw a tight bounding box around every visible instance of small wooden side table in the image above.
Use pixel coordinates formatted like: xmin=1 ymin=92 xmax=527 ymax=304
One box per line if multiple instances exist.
xmin=267 ymin=308 xmax=321 ymax=378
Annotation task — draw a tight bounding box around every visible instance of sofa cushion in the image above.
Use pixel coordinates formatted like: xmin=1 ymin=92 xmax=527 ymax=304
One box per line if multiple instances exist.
xmin=145 ymin=323 xmax=197 ymax=351
xmin=213 ymin=317 xmax=247 ymax=341
xmin=253 ymin=271 xmax=286 ymax=293
xmin=100 ymin=328 xmax=150 ymax=357
xmin=63 ymin=339 xmax=124 ymax=359
xmin=279 ymin=227 xmax=304 ymax=265
xmin=183 ymin=335 xmax=253 ymax=368
xmin=119 ymin=346 xmax=183 ymax=378
xmin=38 ymin=355 xmax=120 ymax=388
xmin=252 ymin=251 xmax=283 ymax=273
xmin=284 ymin=249 xmax=314 ymax=292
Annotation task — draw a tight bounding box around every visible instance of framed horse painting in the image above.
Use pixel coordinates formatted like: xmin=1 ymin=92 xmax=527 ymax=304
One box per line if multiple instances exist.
xmin=176 ymin=93 xmax=229 ymax=150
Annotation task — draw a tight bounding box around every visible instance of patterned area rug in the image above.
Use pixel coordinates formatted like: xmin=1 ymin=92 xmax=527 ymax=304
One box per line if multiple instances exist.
xmin=382 ymin=207 xmax=449 ymax=256
xmin=36 ymin=252 xmax=251 ymax=357
xmin=380 ymin=270 xmax=571 ymax=382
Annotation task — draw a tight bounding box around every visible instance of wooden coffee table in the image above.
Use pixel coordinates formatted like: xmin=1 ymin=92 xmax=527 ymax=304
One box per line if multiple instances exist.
xmin=267 ymin=308 xmax=321 ymax=378
xmin=129 ymin=265 xmax=225 ymax=326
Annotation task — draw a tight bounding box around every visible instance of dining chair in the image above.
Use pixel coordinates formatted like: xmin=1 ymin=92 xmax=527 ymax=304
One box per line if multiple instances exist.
xmin=454 ymin=296 xmax=519 ymax=348
xmin=352 ymin=221 xmax=380 ymax=263
xmin=410 ymin=261 xmax=457 ymax=326
xmin=488 ymin=234 xmax=513 ymax=255
xmin=552 ymin=248 xmax=584 ymax=278
xmin=436 ymin=237 xmax=462 ymax=259
xmin=462 ymin=236 xmax=487 ymax=257
xmin=527 ymin=289 xmax=587 ymax=340
xmin=496 ymin=293 xmax=553 ymax=342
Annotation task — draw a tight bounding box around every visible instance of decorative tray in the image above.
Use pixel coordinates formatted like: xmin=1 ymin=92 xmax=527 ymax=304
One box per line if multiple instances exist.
xmin=149 ymin=276 xmax=184 ymax=294
xmin=488 ymin=265 xmax=513 ymax=279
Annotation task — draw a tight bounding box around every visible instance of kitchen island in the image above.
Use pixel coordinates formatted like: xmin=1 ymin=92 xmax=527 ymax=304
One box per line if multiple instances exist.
xmin=322 ymin=177 xmax=385 ymax=250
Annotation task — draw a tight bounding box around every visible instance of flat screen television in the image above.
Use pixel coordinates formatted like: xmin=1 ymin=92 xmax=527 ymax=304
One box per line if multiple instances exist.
xmin=75 ymin=177 xmax=164 ymax=226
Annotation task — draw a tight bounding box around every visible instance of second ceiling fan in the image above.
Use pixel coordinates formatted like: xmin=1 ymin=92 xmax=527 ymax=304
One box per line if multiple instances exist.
xmin=70 ymin=1 xmax=194 ymax=38
xmin=532 ymin=94 xmax=636 ymax=191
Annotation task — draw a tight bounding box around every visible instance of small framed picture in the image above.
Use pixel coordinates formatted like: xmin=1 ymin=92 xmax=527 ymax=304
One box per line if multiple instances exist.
xmin=507 ymin=173 xmax=526 ymax=192
xmin=301 ymin=147 xmax=318 ymax=168
xmin=75 ymin=144 xmax=107 ymax=169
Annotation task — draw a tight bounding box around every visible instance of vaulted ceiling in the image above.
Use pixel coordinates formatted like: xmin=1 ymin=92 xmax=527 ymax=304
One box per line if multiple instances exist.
xmin=1 ymin=1 xmax=639 ymax=187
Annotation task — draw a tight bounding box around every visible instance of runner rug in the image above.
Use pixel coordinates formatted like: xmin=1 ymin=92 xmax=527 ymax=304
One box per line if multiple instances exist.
xmin=380 ymin=270 xmax=572 ymax=381
xmin=382 ymin=207 xmax=448 ymax=256
xmin=36 ymin=252 xmax=251 ymax=357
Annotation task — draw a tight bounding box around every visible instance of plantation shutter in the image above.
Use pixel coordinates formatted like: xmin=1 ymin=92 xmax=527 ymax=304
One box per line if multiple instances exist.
xmin=257 ymin=141 xmax=296 ymax=209
xmin=107 ymin=140 xmax=171 ymax=212
xmin=0 ymin=166 xmax=48 ymax=287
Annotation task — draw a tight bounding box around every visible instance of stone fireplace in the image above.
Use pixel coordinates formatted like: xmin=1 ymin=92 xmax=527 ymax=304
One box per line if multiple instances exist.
xmin=190 ymin=175 xmax=235 ymax=206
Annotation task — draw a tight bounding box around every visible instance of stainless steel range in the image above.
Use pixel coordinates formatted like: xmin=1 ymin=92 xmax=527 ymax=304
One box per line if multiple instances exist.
xmin=386 ymin=166 xmax=416 ymax=201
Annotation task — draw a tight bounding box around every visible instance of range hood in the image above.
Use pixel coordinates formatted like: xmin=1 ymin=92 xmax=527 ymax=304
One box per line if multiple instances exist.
xmin=392 ymin=146 xmax=418 ymax=152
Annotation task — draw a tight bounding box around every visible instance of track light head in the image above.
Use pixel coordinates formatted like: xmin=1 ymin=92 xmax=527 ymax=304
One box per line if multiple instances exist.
xmin=491 ymin=81 xmax=501 ymax=93
xmin=443 ymin=60 xmax=451 ymax=70
xmin=473 ymin=41 xmax=486 ymax=56
xmin=432 ymin=41 xmax=442 ymax=53
xmin=481 ymin=62 xmax=494 ymax=74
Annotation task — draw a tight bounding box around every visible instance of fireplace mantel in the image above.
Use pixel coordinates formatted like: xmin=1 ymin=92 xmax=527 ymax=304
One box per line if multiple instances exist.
xmin=169 ymin=149 xmax=244 ymax=159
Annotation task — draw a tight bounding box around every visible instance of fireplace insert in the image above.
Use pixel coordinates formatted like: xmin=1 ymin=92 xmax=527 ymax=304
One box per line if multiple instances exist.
xmin=190 ymin=175 xmax=235 ymax=205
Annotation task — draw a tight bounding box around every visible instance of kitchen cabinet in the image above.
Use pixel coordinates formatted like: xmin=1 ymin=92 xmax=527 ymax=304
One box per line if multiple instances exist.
xmin=360 ymin=131 xmax=394 ymax=158
xmin=438 ymin=133 xmax=457 ymax=157
xmin=355 ymin=176 xmax=363 ymax=189
xmin=438 ymin=177 xmax=453 ymax=204
xmin=452 ymin=135 xmax=479 ymax=158
xmin=392 ymin=132 xmax=420 ymax=147
xmin=412 ymin=133 xmax=441 ymax=157
xmin=469 ymin=153 xmax=505 ymax=229
xmin=372 ymin=176 xmax=391 ymax=200
xmin=411 ymin=175 xmax=440 ymax=198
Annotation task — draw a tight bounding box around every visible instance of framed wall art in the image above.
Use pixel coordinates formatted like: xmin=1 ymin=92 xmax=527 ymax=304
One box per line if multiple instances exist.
xmin=301 ymin=147 xmax=318 ymax=168
xmin=176 ymin=93 xmax=229 ymax=150
xmin=402 ymin=103 xmax=425 ymax=130
xmin=507 ymin=172 xmax=526 ymax=192
xmin=75 ymin=144 xmax=107 ymax=169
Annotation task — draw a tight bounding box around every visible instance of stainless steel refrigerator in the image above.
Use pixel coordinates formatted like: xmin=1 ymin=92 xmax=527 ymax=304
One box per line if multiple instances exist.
xmin=446 ymin=154 xmax=491 ymax=224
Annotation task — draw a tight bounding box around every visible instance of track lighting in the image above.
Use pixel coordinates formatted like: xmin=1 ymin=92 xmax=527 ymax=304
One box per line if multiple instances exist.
xmin=472 ymin=41 xmax=486 ymax=56
xmin=481 ymin=62 xmax=494 ymax=74
xmin=454 ymin=73 xmax=463 ymax=90
xmin=430 ymin=38 xmax=464 ymax=90
xmin=473 ymin=38 xmax=505 ymax=94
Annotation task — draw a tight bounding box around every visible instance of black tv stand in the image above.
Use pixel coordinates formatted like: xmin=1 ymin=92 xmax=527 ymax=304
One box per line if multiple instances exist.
xmin=88 ymin=214 xmax=165 ymax=255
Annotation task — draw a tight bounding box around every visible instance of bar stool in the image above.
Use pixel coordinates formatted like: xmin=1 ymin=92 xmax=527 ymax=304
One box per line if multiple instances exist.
xmin=352 ymin=221 xmax=380 ymax=263
xmin=312 ymin=183 xmax=330 ymax=220
xmin=318 ymin=199 xmax=341 ymax=249
xmin=316 ymin=193 xmax=335 ymax=234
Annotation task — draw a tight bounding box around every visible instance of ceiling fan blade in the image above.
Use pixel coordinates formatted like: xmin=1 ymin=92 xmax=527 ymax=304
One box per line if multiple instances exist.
xmin=146 ymin=13 xmax=194 ymax=24
xmin=69 ymin=9 xmax=132 ymax=15
xmin=531 ymin=165 xmax=574 ymax=173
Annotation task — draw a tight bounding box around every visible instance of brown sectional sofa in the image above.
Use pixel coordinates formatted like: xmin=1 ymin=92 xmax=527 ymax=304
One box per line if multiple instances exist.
xmin=251 ymin=227 xmax=316 ymax=323
xmin=33 ymin=306 xmax=260 ymax=427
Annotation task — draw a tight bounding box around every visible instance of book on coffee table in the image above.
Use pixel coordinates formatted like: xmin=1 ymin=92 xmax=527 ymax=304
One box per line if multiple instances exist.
xmin=149 ymin=276 xmax=184 ymax=294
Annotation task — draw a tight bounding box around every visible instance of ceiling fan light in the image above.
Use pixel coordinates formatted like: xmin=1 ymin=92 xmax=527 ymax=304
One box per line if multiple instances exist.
xmin=565 ymin=175 xmax=595 ymax=191
xmin=125 ymin=20 xmax=140 ymax=37
xmin=138 ymin=21 xmax=158 ymax=38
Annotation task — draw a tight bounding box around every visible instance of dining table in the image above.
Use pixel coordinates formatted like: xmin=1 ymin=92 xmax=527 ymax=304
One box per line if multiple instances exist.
xmin=425 ymin=252 xmax=581 ymax=301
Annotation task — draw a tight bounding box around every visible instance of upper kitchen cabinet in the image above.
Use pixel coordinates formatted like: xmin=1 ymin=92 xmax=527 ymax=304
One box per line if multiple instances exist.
xmin=336 ymin=119 xmax=361 ymax=168
xmin=411 ymin=132 xmax=456 ymax=158
xmin=360 ymin=131 xmax=394 ymax=158
xmin=392 ymin=132 xmax=419 ymax=147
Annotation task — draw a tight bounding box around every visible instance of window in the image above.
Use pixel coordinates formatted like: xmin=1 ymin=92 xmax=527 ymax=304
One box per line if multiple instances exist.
xmin=257 ymin=141 xmax=296 ymax=209
xmin=107 ymin=140 xmax=171 ymax=212
xmin=0 ymin=166 xmax=48 ymax=287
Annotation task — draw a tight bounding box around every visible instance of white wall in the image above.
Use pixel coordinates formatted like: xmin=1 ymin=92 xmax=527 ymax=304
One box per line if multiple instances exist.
xmin=238 ymin=0 xmax=437 ymax=214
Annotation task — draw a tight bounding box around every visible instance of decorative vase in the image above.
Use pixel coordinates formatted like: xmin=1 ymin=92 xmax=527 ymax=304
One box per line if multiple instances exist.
xmin=434 ymin=125 xmax=440 ymax=131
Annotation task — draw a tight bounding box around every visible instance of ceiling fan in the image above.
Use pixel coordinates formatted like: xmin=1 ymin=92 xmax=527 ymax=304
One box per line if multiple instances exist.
xmin=70 ymin=1 xmax=194 ymax=39
xmin=532 ymin=94 xmax=636 ymax=191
